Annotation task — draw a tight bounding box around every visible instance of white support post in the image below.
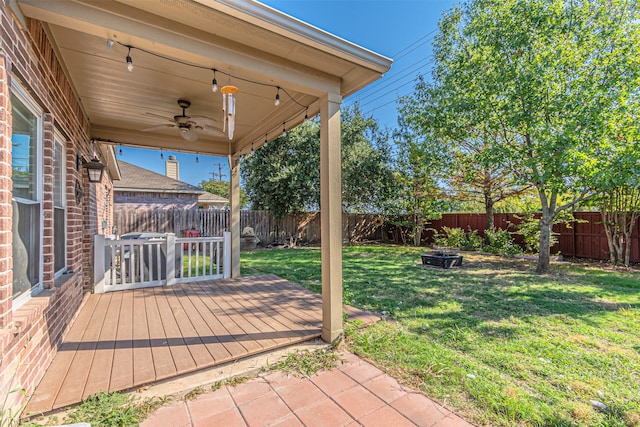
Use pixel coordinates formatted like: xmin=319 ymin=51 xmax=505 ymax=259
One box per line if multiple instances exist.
xmin=166 ymin=233 xmax=176 ymax=286
xmin=223 ymin=231 xmax=231 ymax=278
xmin=320 ymin=92 xmax=343 ymax=343
xmin=93 ymin=234 xmax=106 ymax=294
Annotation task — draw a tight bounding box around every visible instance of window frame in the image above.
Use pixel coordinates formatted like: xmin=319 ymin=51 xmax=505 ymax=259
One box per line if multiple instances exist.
xmin=53 ymin=132 xmax=67 ymax=278
xmin=11 ymin=81 xmax=44 ymax=309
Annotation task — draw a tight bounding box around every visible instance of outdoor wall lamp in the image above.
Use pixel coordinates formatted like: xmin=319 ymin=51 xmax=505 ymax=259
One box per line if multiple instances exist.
xmin=84 ymin=156 xmax=106 ymax=183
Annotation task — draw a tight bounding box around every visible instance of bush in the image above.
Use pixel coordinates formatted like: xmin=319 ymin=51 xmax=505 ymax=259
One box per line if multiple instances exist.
xmin=434 ymin=226 xmax=463 ymax=248
xmin=462 ymin=229 xmax=483 ymax=251
xmin=483 ymin=229 xmax=522 ymax=255
xmin=434 ymin=227 xmax=484 ymax=251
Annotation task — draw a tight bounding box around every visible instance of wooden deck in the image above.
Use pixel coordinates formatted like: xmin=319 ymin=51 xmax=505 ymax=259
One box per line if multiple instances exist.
xmin=26 ymin=274 xmax=368 ymax=415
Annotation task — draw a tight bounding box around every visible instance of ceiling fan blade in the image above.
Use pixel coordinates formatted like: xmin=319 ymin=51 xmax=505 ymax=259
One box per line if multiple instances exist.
xmin=142 ymin=124 xmax=176 ymax=132
xmin=144 ymin=112 xmax=176 ymax=122
xmin=190 ymin=115 xmax=217 ymax=126
xmin=180 ymin=128 xmax=199 ymax=142
xmin=199 ymin=125 xmax=226 ymax=137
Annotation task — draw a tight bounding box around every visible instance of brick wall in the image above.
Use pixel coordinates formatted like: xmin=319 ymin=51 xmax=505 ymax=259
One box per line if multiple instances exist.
xmin=0 ymin=5 xmax=96 ymax=414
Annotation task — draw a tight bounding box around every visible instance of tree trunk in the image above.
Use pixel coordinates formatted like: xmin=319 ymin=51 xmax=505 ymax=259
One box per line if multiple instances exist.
xmin=536 ymin=215 xmax=553 ymax=274
xmin=484 ymin=195 xmax=494 ymax=245
xmin=413 ymin=213 xmax=422 ymax=246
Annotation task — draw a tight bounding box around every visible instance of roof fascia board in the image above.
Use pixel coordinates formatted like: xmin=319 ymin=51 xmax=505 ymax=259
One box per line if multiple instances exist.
xmin=196 ymin=0 xmax=392 ymax=74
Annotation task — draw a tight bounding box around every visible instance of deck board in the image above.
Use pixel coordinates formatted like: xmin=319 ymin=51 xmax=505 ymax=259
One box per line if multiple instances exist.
xmin=53 ymin=293 xmax=112 ymax=409
xmin=82 ymin=292 xmax=121 ymax=399
xmin=145 ymin=287 xmax=176 ymax=381
xmin=131 ymin=289 xmax=155 ymax=386
xmin=109 ymin=288 xmax=134 ymax=392
xmin=25 ymin=275 xmax=342 ymax=415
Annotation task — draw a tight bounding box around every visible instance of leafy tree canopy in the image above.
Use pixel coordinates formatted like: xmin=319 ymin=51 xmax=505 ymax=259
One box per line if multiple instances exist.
xmin=198 ymin=179 xmax=249 ymax=209
xmin=241 ymin=105 xmax=396 ymax=217
xmin=419 ymin=0 xmax=639 ymax=272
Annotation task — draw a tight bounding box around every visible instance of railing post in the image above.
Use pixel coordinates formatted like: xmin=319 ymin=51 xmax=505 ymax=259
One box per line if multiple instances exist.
xmin=223 ymin=231 xmax=231 ymax=278
xmin=94 ymin=234 xmax=106 ymax=294
xmin=166 ymin=233 xmax=176 ymax=286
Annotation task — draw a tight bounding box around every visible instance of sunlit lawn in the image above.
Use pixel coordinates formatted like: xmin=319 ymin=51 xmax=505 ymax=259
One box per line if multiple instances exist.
xmin=241 ymin=245 xmax=640 ymax=427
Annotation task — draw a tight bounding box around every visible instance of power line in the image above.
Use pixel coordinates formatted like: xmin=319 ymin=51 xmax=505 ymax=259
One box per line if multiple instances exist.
xmin=351 ymin=55 xmax=434 ymax=104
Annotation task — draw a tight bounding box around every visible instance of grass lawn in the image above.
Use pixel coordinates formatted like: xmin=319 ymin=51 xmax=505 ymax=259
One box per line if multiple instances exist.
xmin=241 ymin=245 xmax=640 ymax=427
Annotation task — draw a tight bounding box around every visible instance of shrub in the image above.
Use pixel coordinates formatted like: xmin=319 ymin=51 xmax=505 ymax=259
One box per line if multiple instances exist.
xmin=434 ymin=226 xmax=465 ymax=248
xmin=462 ymin=229 xmax=483 ymax=251
xmin=483 ymin=229 xmax=522 ymax=255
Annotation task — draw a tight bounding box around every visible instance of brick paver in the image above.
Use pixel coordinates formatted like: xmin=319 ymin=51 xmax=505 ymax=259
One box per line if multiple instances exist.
xmin=141 ymin=351 xmax=474 ymax=427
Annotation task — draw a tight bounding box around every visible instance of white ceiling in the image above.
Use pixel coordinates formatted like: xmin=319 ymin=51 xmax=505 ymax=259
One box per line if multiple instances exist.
xmin=17 ymin=0 xmax=392 ymax=157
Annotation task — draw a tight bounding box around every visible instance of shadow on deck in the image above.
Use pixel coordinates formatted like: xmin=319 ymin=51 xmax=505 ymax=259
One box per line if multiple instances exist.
xmin=26 ymin=274 xmax=377 ymax=415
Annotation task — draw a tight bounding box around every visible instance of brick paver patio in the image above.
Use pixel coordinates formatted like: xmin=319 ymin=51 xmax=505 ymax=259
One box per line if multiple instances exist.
xmin=141 ymin=351 xmax=473 ymax=427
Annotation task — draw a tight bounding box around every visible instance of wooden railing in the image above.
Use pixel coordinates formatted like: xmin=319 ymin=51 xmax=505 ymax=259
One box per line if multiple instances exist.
xmin=93 ymin=232 xmax=231 ymax=293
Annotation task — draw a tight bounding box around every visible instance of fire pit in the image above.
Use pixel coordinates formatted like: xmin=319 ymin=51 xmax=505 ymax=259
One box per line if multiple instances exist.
xmin=421 ymin=251 xmax=463 ymax=269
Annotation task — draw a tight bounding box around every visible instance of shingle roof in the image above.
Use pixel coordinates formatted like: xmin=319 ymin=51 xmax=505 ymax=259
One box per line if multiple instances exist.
xmin=114 ymin=161 xmax=205 ymax=195
xmin=198 ymin=192 xmax=228 ymax=203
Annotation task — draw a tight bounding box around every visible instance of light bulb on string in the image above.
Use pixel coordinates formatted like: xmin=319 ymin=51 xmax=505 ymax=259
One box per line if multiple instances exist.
xmin=211 ymin=69 xmax=218 ymax=92
xmin=118 ymin=146 xmax=123 ymax=156
xmin=282 ymin=122 xmax=287 ymax=137
xmin=160 ymin=150 xmax=164 ymax=160
xmin=264 ymin=133 xmax=268 ymax=147
xmin=195 ymin=154 xmax=199 ymax=163
xmin=106 ymin=39 xmax=114 ymax=51
xmin=126 ymin=47 xmax=134 ymax=72
xmin=251 ymin=142 xmax=254 ymax=155
xmin=274 ymin=87 xmax=280 ymax=106
xmin=304 ymin=108 xmax=309 ymax=122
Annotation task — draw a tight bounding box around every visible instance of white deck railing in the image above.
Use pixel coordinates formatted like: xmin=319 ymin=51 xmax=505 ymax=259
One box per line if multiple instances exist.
xmin=93 ymin=232 xmax=231 ymax=293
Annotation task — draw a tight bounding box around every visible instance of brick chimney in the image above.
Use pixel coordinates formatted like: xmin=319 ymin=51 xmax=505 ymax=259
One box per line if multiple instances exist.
xmin=165 ymin=155 xmax=179 ymax=180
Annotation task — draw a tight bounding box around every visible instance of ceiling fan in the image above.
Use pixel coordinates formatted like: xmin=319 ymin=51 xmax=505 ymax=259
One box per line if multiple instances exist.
xmin=142 ymin=99 xmax=224 ymax=141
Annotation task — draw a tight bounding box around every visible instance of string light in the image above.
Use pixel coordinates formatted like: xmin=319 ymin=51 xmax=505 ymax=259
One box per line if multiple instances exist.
xmin=304 ymin=108 xmax=309 ymax=122
xmin=211 ymin=69 xmax=218 ymax=93
xmin=282 ymin=122 xmax=287 ymax=137
xmin=118 ymin=146 xmax=122 ymax=156
xmin=110 ymin=41 xmax=309 ymax=111
xmin=274 ymin=87 xmax=281 ymax=106
xmin=264 ymin=133 xmax=268 ymax=147
xmin=106 ymin=39 xmax=114 ymax=51
xmin=126 ymin=46 xmax=134 ymax=72
xmin=195 ymin=154 xmax=199 ymax=163
xmin=160 ymin=150 xmax=164 ymax=160
xmin=251 ymin=142 xmax=254 ymax=154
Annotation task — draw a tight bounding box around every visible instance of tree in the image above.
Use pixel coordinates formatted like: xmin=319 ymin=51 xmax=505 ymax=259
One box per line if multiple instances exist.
xmin=241 ymin=105 xmax=396 ymax=217
xmin=198 ymin=179 xmax=248 ymax=209
xmin=400 ymin=77 xmax=526 ymax=235
xmin=599 ymin=186 xmax=640 ymax=266
xmin=428 ymin=0 xmax=639 ymax=273
xmin=393 ymin=100 xmax=451 ymax=246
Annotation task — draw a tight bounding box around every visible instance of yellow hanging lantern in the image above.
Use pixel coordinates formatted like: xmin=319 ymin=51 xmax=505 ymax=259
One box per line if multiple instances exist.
xmin=221 ymin=85 xmax=238 ymax=140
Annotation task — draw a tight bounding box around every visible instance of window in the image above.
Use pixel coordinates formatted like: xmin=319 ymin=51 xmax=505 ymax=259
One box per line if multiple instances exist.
xmin=11 ymin=83 xmax=43 ymax=305
xmin=54 ymin=136 xmax=66 ymax=276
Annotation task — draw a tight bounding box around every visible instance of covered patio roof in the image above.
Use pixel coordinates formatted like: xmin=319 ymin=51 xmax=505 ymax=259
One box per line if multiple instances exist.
xmin=17 ymin=0 xmax=392 ymax=157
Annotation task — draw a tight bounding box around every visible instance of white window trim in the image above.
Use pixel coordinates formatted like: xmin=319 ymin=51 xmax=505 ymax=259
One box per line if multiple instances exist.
xmin=11 ymin=81 xmax=44 ymax=309
xmin=53 ymin=132 xmax=67 ymax=279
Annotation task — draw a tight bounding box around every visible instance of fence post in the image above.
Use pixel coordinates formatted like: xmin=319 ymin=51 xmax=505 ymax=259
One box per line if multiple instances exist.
xmin=223 ymin=231 xmax=231 ymax=278
xmin=94 ymin=234 xmax=106 ymax=294
xmin=166 ymin=233 xmax=176 ymax=286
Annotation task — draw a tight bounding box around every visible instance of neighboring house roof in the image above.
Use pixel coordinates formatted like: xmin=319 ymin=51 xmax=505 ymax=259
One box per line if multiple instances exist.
xmin=198 ymin=192 xmax=228 ymax=205
xmin=114 ymin=160 xmax=205 ymax=195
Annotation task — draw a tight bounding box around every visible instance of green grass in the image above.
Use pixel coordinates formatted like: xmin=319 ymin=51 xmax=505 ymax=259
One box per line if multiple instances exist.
xmin=241 ymin=246 xmax=640 ymax=427
xmin=181 ymin=254 xmax=217 ymax=277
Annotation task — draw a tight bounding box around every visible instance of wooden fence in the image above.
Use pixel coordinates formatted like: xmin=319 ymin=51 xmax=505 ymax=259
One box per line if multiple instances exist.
xmin=113 ymin=209 xmax=639 ymax=263
xmin=416 ymin=212 xmax=639 ymax=263
xmin=113 ymin=208 xmax=385 ymax=245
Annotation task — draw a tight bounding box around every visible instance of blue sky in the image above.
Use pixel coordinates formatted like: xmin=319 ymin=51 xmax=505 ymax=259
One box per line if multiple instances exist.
xmin=119 ymin=0 xmax=458 ymax=186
